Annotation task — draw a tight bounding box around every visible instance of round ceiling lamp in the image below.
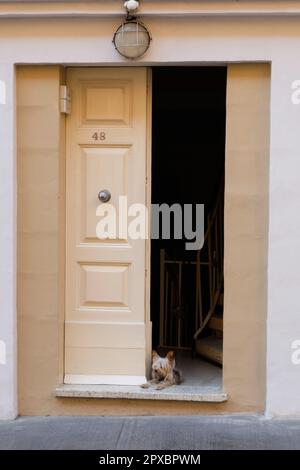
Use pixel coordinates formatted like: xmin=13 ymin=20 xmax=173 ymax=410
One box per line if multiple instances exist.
xmin=113 ymin=1 xmax=152 ymax=59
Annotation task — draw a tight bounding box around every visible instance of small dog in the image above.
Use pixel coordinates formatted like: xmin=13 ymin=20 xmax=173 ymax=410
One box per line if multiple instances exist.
xmin=141 ymin=350 xmax=183 ymax=390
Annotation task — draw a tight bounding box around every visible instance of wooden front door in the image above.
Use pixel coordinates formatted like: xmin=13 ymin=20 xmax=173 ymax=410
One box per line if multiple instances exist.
xmin=65 ymin=67 xmax=148 ymax=385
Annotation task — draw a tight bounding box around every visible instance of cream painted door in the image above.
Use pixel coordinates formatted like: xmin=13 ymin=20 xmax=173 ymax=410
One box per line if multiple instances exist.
xmin=65 ymin=68 xmax=148 ymax=385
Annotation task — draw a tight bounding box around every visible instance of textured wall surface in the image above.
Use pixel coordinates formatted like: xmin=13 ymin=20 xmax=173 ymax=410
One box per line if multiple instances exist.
xmin=0 ymin=14 xmax=299 ymax=417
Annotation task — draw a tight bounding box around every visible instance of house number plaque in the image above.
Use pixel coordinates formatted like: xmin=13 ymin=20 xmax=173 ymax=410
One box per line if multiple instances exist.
xmin=92 ymin=131 xmax=106 ymax=141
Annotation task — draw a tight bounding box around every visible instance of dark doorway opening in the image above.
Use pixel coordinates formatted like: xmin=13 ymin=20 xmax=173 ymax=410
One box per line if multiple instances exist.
xmin=151 ymin=67 xmax=227 ymax=387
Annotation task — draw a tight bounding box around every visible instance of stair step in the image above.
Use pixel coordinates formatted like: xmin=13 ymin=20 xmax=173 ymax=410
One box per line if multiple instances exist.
xmin=208 ymin=312 xmax=223 ymax=332
xmin=195 ymin=336 xmax=223 ymax=365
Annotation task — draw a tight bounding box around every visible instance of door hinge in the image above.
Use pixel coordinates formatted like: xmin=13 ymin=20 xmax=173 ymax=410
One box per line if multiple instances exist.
xmin=59 ymin=85 xmax=71 ymax=115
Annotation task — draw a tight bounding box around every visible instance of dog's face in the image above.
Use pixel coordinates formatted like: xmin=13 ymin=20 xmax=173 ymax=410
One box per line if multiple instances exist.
xmin=151 ymin=350 xmax=175 ymax=380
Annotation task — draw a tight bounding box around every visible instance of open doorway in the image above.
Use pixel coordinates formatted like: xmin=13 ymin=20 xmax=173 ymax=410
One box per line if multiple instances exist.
xmin=151 ymin=67 xmax=227 ymax=389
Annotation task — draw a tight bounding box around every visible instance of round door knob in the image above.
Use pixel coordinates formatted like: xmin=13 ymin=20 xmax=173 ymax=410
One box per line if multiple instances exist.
xmin=98 ymin=189 xmax=111 ymax=203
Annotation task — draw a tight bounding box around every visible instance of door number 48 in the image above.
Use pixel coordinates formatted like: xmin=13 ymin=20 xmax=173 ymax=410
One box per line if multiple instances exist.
xmin=92 ymin=131 xmax=106 ymax=141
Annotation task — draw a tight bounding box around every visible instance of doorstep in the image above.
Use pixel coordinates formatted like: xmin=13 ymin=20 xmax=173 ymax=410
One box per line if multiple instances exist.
xmin=55 ymin=384 xmax=228 ymax=402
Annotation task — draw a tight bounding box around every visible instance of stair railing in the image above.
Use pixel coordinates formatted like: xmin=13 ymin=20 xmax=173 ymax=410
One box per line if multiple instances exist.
xmin=193 ymin=184 xmax=224 ymax=341
xmin=159 ymin=181 xmax=224 ymax=349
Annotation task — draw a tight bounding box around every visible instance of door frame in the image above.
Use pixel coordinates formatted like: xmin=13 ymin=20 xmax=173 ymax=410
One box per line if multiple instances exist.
xmin=17 ymin=63 xmax=270 ymax=414
xmin=145 ymin=68 xmax=153 ymax=378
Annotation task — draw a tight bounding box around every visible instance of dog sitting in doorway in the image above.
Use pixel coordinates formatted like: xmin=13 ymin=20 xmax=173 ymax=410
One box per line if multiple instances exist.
xmin=141 ymin=350 xmax=183 ymax=390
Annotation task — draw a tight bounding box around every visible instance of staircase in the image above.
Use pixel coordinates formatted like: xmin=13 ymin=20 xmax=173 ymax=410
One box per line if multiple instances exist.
xmin=193 ymin=184 xmax=224 ymax=366
xmin=158 ymin=179 xmax=224 ymax=364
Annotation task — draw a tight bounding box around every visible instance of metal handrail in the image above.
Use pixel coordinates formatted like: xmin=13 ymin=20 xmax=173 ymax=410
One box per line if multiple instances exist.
xmin=159 ymin=180 xmax=224 ymax=349
xmin=194 ymin=185 xmax=224 ymax=340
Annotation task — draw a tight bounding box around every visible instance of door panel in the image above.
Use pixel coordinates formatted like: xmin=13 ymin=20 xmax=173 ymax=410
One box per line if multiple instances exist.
xmin=65 ymin=68 xmax=147 ymax=385
xmin=80 ymin=146 xmax=130 ymax=242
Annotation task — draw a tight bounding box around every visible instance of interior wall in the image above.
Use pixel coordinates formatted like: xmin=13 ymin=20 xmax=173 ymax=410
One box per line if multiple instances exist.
xmin=17 ymin=64 xmax=269 ymax=415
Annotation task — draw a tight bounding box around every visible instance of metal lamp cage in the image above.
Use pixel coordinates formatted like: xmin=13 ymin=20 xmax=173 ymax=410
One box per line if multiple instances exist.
xmin=113 ymin=19 xmax=152 ymax=59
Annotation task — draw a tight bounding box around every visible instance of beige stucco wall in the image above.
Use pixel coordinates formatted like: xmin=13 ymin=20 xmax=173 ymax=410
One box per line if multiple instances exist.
xmin=17 ymin=63 xmax=270 ymax=415
xmin=223 ymin=64 xmax=270 ymax=410
xmin=17 ymin=66 xmax=66 ymax=414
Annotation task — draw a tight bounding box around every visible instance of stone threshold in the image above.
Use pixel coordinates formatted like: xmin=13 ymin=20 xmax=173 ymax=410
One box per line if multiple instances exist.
xmin=55 ymin=384 xmax=228 ymax=402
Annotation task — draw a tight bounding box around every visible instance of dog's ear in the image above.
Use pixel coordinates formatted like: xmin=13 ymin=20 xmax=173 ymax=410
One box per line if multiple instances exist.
xmin=152 ymin=350 xmax=159 ymax=361
xmin=166 ymin=350 xmax=175 ymax=362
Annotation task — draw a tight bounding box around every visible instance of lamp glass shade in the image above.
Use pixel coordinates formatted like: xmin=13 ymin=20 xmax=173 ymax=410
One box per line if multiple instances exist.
xmin=113 ymin=21 xmax=151 ymax=59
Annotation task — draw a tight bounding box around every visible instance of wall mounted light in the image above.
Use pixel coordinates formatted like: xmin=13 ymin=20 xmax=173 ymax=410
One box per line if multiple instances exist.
xmin=113 ymin=1 xmax=152 ymax=59
xmin=124 ymin=1 xmax=140 ymax=13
